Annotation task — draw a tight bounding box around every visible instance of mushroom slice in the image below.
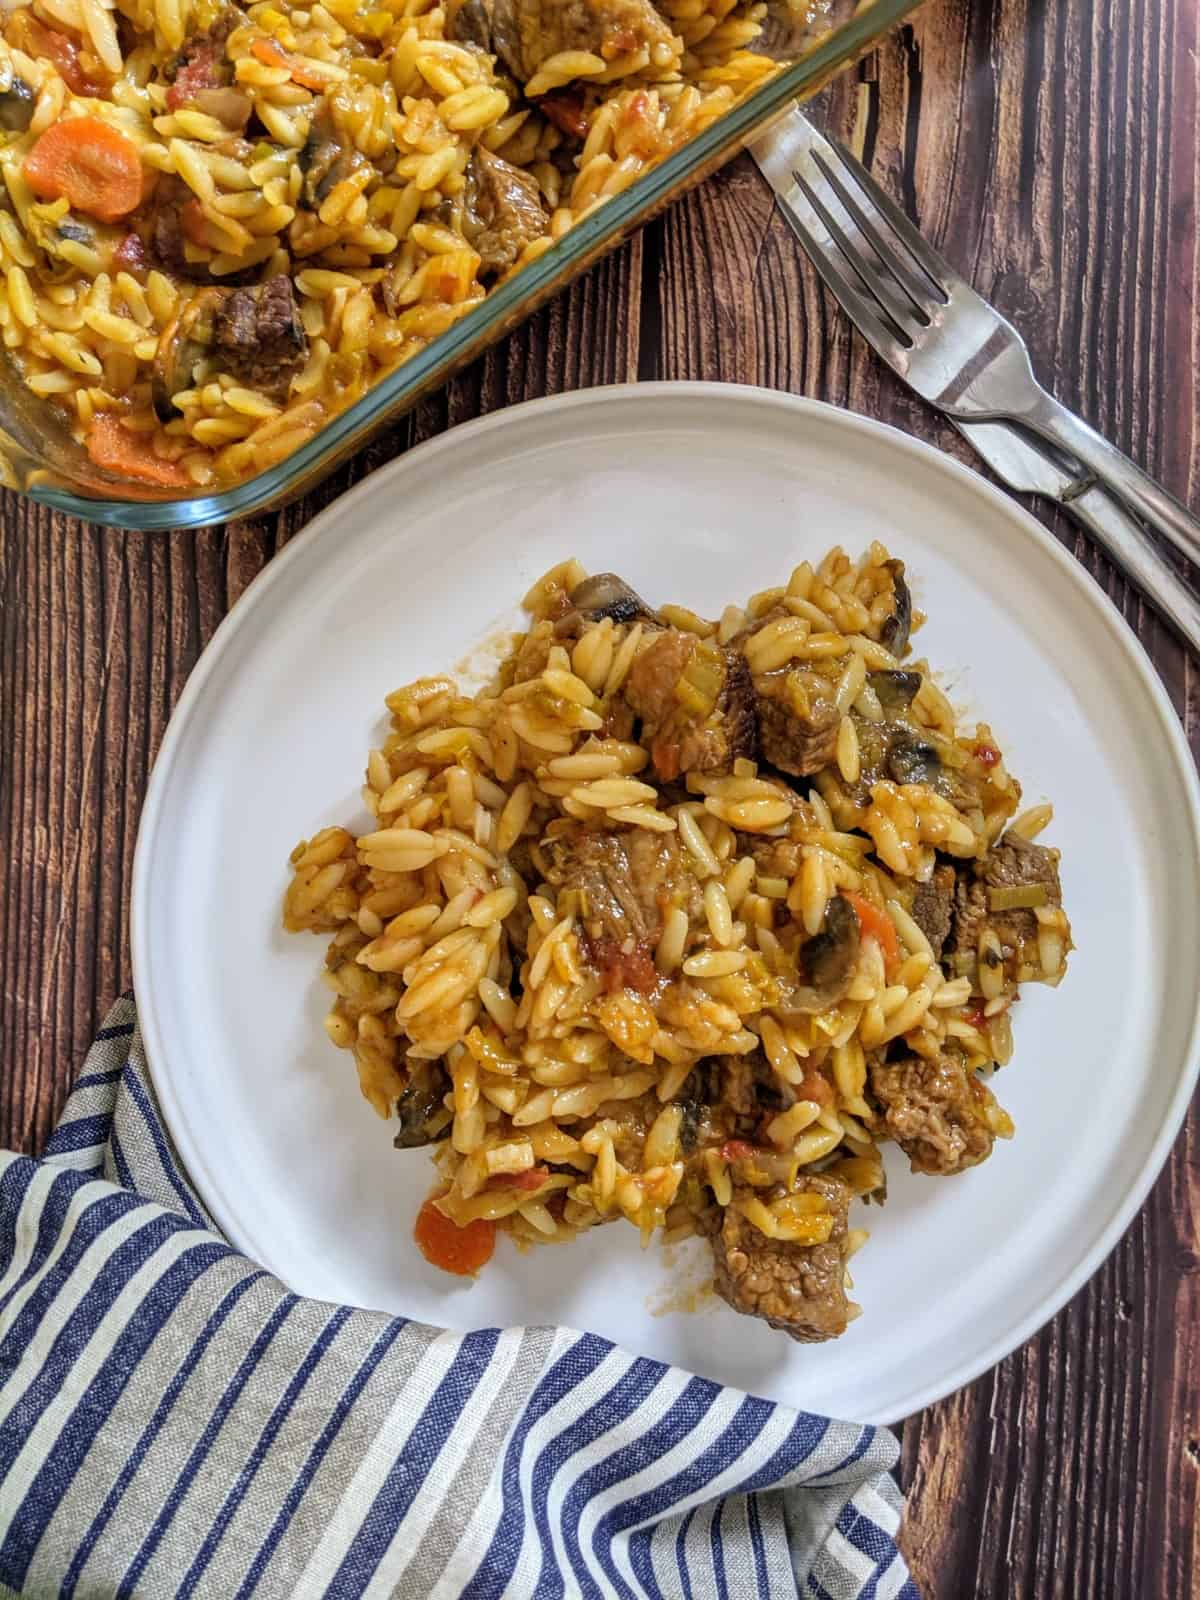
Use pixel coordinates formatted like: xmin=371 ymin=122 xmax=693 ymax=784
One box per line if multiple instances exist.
xmin=867 ymin=668 xmax=922 ymax=714
xmin=780 ymin=894 xmax=861 ymax=1015
xmin=0 ymin=76 xmax=35 ymax=133
xmin=879 ymin=559 xmax=913 ymax=656
xmin=152 ymin=287 xmax=224 ymax=423
xmin=568 ymin=571 xmax=657 ymax=626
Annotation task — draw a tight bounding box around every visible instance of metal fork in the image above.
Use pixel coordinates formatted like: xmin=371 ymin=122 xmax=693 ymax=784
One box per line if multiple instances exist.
xmin=750 ymin=110 xmax=1200 ymax=571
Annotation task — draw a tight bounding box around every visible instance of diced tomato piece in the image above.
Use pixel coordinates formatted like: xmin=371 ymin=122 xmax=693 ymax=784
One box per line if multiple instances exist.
xmin=798 ymin=1069 xmax=834 ymax=1108
xmin=112 ymin=232 xmax=148 ymax=275
xmin=649 ymin=736 xmax=681 ymax=783
xmin=490 ymin=1166 xmax=550 ymax=1192
xmin=974 ymin=743 xmax=1001 ymax=768
xmin=964 ymin=1007 xmax=987 ymax=1030
xmin=10 ymin=15 xmax=104 ymax=96
xmin=167 ymin=49 xmax=221 ymax=110
xmin=538 ymin=89 xmax=589 ymax=139
xmin=844 ymin=891 xmax=900 ymax=972
xmin=720 ymin=1139 xmax=757 ymax=1162
xmin=413 ymin=1195 xmax=496 ymax=1277
xmin=589 ymin=937 xmax=658 ymax=996
xmin=180 ymin=196 xmax=213 ymax=249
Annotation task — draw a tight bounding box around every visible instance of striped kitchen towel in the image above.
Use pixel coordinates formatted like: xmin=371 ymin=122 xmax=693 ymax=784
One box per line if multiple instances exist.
xmin=0 ymin=997 xmax=917 ymax=1600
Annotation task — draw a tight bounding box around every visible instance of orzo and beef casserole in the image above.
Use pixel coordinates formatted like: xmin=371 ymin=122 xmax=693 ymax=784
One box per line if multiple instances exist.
xmin=284 ymin=545 xmax=1073 ymax=1342
xmin=0 ymin=0 xmax=847 ymax=489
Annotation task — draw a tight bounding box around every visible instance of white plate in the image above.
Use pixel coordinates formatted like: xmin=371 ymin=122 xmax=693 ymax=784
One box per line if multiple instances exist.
xmin=132 ymin=384 xmax=1200 ymax=1424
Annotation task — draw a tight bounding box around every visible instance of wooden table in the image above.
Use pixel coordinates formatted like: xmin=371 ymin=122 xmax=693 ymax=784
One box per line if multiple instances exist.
xmin=2 ymin=0 xmax=1197 ymax=1591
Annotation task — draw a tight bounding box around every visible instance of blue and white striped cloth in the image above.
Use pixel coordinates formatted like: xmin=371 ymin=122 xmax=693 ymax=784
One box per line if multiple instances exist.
xmin=0 ymin=997 xmax=917 ymax=1599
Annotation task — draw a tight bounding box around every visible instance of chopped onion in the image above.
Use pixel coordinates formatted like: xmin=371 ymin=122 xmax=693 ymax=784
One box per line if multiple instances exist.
xmin=987 ymin=884 xmax=1048 ymax=911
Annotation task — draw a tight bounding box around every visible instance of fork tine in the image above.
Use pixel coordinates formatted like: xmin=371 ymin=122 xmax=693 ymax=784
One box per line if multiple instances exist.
xmin=791 ymin=162 xmax=928 ymax=343
xmin=808 ymin=149 xmax=948 ymax=321
xmin=769 ymin=170 xmax=914 ymax=365
xmin=819 ymin=132 xmax=970 ymax=306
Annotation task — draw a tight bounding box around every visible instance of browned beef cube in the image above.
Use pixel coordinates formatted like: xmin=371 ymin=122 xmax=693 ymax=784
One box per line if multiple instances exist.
xmin=911 ymin=863 xmax=956 ymax=958
xmin=488 ymin=0 xmax=676 ymax=83
xmin=538 ymin=824 xmax=701 ymax=990
xmin=462 ymin=147 xmax=547 ymax=276
xmin=754 ymin=680 xmax=841 ymax=777
xmin=947 ymin=833 xmax=1065 ymax=983
xmin=624 ymin=630 xmax=756 ymax=782
xmin=707 ymin=1175 xmax=852 ymax=1342
xmin=211 ymin=277 xmax=308 ymax=396
xmin=870 ymin=1047 xmax=994 ymax=1176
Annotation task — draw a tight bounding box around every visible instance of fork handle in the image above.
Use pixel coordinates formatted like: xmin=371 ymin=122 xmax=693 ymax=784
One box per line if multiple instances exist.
xmin=1065 ymin=481 xmax=1200 ymax=657
xmin=1022 ymin=390 xmax=1200 ymax=570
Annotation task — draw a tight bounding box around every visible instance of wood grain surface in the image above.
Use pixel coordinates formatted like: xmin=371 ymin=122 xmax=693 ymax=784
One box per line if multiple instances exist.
xmin=2 ymin=0 xmax=1197 ymax=1593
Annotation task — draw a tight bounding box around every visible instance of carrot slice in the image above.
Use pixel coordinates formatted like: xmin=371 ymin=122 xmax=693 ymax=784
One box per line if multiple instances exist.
xmin=251 ymin=37 xmax=327 ymax=91
xmin=24 ymin=118 xmax=143 ymax=223
xmin=86 ymin=415 xmax=189 ymax=488
xmin=413 ymin=1195 xmax=496 ymax=1277
xmin=844 ymin=891 xmax=900 ymax=972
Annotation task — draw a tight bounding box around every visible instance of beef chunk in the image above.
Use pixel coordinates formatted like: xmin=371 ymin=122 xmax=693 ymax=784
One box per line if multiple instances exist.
xmin=538 ymin=824 xmax=701 ymax=983
xmin=947 ymin=833 xmax=1064 ymax=983
xmin=211 ymin=276 xmax=308 ymax=395
xmin=138 ymin=175 xmax=260 ymax=285
xmin=165 ymin=10 xmax=241 ymax=109
xmin=870 ymin=1047 xmax=993 ymax=1176
xmin=754 ymin=682 xmax=841 ymax=778
xmin=488 ymin=0 xmax=676 ymax=84
xmin=393 ymin=1060 xmax=451 ymax=1148
xmin=738 ymin=615 xmax=842 ymax=778
xmin=752 ymin=0 xmax=856 ymax=60
xmin=624 ymin=631 xmax=756 ymax=782
xmin=139 ymin=176 xmax=196 ymax=278
xmin=911 ymin=863 xmax=956 ymax=958
xmin=707 ymin=1176 xmax=852 ymax=1342
xmin=462 ymin=146 xmax=547 ymax=276
xmin=676 ymin=1049 xmax=831 ymax=1154
xmin=449 ymin=0 xmax=496 ymax=50
xmin=715 ymin=1050 xmax=786 ymax=1132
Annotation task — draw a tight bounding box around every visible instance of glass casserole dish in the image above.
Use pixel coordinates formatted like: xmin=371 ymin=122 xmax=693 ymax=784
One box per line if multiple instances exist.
xmin=0 ymin=0 xmax=923 ymax=529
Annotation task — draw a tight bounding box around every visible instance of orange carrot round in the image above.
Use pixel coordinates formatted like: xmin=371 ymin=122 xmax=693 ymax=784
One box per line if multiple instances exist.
xmin=251 ymin=37 xmax=327 ymax=91
xmin=86 ymin=415 xmax=189 ymax=488
xmin=24 ymin=117 xmax=143 ymax=223
xmin=413 ymin=1195 xmax=496 ymax=1277
xmin=845 ymin=891 xmax=900 ymax=972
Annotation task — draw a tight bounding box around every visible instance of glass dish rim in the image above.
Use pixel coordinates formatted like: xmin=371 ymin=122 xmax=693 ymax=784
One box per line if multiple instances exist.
xmin=19 ymin=0 xmax=921 ymax=530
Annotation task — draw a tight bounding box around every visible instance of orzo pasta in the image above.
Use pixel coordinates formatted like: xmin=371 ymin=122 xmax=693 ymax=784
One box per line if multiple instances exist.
xmin=285 ymin=544 xmax=1073 ymax=1342
xmin=0 ymin=0 xmax=849 ymax=489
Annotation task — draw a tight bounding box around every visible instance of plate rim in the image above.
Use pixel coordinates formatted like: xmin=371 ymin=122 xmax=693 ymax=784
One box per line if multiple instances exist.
xmin=131 ymin=380 xmax=1200 ymax=1422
